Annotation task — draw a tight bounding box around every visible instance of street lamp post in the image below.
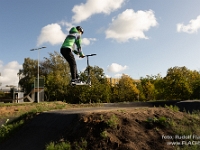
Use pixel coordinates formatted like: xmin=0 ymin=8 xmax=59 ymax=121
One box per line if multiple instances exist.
xmin=30 ymin=46 xmax=46 ymax=103
xmin=0 ymin=73 xmax=1 ymax=87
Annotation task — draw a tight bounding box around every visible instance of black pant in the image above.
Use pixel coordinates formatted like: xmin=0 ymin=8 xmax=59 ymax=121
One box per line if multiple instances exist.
xmin=60 ymin=48 xmax=78 ymax=80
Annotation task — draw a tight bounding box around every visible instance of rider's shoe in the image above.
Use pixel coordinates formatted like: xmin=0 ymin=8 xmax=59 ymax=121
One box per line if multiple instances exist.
xmin=71 ymin=79 xmax=82 ymax=85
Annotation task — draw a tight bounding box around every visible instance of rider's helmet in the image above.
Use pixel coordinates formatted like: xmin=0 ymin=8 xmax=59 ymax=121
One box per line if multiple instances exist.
xmin=76 ymin=26 xmax=84 ymax=34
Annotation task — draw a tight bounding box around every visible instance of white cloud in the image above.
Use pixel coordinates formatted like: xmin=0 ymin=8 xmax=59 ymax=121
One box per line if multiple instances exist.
xmin=107 ymin=63 xmax=128 ymax=73
xmin=82 ymin=38 xmax=97 ymax=46
xmin=0 ymin=61 xmax=22 ymax=88
xmin=0 ymin=60 xmax=3 ymax=68
xmin=37 ymin=22 xmax=97 ymax=47
xmin=72 ymin=0 xmax=126 ymax=23
xmin=105 ymin=9 xmax=158 ymax=42
xmin=37 ymin=23 xmax=66 ymax=46
xmin=59 ymin=21 xmax=74 ymax=32
xmin=177 ymin=15 xmax=200 ymax=34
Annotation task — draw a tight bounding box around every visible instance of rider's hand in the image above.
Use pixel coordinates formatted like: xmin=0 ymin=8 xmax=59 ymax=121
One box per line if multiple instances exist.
xmin=79 ymin=52 xmax=85 ymax=58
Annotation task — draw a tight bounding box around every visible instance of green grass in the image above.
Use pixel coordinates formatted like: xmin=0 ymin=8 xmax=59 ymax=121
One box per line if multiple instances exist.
xmin=0 ymin=102 xmax=102 ymax=143
xmin=46 ymin=141 xmax=71 ymax=150
xmin=0 ymin=102 xmax=103 ymax=120
xmin=45 ymin=138 xmax=87 ymax=150
xmin=145 ymin=110 xmax=200 ymax=150
xmin=165 ymin=104 xmax=180 ymax=112
xmin=173 ymin=112 xmax=200 ymax=136
xmin=146 ymin=116 xmax=171 ymax=128
xmin=100 ymin=130 xmax=108 ymax=139
xmin=106 ymin=114 xmax=119 ymax=128
xmin=0 ymin=102 xmax=66 ymax=119
xmin=0 ymin=112 xmax=37 ymax=142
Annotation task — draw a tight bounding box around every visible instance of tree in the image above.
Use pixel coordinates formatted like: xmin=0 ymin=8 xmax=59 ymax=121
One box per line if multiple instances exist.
xmin=65 ymin=66 xmax=111 ymax=104
xmin=163 ymin=66 xmax=193 ymax=100
xmin=189 ymin=70 xmax=200 ymax=99
xmin=115 ymin=74 xmax=139 ymax=102
xmin=40 ymin=51 xmax=70 ymax=100
xmin=140 ymin=75 xmax=156 ymax=101
xmin=83 ymin=66 xmax=110 ymax=103
xmin=18 ymin=58 xmax=38 ymax=93
xmin=153 ymin=74 xmax=165 ymax=100
xmin=18 ymin=51 xmax=70 ymax=101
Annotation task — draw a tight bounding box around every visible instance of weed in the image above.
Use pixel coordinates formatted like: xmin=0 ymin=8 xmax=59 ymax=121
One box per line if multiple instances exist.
xmin=46 ymin=141 xmax=71 ymax=150
xmin=46 ymin=138 xmax=87 ymax=150
xmin=165 ymin=105 xmax=179 ymax=112
xmin=173 ymin=117 xmax=200 ymax=136
xmin=0 ymin=120 xmax=24 ymax=142
xmin=100 ymin=114 xmax=104 ymax=121
xmin=117 ymin=109 xmax=126 ymax=113
xmin=0 ymin=112 xmax=37 ymax=142
xmin=154 ymin=127 xmax=159 ymax=131
xmin=100 ymin=130 xmax=108 ymax=139
xmin=106 ymin=114 xmax=119 ymax=128
xmin=175 ymin=144 xmax=200 ymax=150
xmin=191 ymin=110 xmax=200 ymax=119
xmin=80 ymin=138 xmax=87 ymax=150
xmin=158 ymin=116 xmax=171 ymax=127
xmin=169 ymin=119 xmax=176 ymax=127
xmin=146 ymin=116 xmax=170 ymax=128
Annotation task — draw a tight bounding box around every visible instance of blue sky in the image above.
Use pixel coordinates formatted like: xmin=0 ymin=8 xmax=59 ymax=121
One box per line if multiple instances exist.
xmin=1 ymin=0 xmax=200 ymax=87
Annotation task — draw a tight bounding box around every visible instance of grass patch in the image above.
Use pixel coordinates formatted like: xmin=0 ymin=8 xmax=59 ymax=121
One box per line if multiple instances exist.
xmin=45 ymin=138 xmax=87 ymax=150
xmin=0 ymin=102 xmax=103 ymax=120
xmin=0 ymin=112 xmax=37 ymax=142
xmin=168 ymin=110 xmax=200 ymax=150
xmin=46 ymin=141 xmax=71 ymax=150
xmin=146 ymin=116 xmax=171 ymax=128
xmin=106 ymin=114 xmax=119 ymax=128
xmin=165 ymin=104 xmax=180 ymax=112
xmin=172 ymin=112 xmax=200 ymax=136
xmin=100 ymin=130 xmax=108 ymax=139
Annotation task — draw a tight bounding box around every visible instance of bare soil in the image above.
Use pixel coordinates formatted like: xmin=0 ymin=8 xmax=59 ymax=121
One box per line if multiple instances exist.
xmin=0 ymin=101 xmax=200 ymax=150
xmin=62 ymin=107 xmax=191 ymax=150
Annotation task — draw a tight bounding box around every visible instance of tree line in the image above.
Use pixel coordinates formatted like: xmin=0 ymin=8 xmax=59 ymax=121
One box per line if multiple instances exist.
xmin=18 ymin=51 xmax=200 ymax=103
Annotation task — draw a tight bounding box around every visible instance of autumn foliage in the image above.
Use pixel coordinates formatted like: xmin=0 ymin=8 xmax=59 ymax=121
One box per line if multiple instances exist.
xmin=18 ymin=52 xmax=200 ymax=103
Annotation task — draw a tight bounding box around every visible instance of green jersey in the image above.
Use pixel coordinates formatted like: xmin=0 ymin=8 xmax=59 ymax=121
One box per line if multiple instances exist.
xmin=61 ymin=27 xmax=82 ymax=51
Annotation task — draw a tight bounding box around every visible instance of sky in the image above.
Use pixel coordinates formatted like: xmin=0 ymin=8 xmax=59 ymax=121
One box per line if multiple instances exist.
xmin=1 ymin=0 xmax=200 ymax=88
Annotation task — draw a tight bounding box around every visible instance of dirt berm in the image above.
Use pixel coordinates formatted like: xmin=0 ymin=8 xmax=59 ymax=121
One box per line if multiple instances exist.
xmin=0 ymin=100 xmax=200 ymax=150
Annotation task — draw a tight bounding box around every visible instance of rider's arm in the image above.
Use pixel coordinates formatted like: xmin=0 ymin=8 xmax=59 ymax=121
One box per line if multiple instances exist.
xmin=75 ymin=35 xmax=84 ymax=57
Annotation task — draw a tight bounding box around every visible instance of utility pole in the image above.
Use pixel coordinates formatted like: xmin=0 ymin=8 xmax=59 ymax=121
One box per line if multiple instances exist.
xmin=30 ymin=46 xmax=46 ymax=103
xmin=0 ymin=73 xmax=2 ymax=87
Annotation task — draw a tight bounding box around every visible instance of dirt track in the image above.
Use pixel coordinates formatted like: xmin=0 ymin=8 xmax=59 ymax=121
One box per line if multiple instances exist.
xmin=0 ymin=107 xmax=139 ymax=150
xmin=0 ymin=100 xmax=200 ymax=150
xmin=0 ymin=111 xmax=77 ymax=150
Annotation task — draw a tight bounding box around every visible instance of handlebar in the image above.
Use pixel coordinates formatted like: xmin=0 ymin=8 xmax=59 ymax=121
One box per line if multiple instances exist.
xmin=85 ymin=54 xmax=96 ymax=57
